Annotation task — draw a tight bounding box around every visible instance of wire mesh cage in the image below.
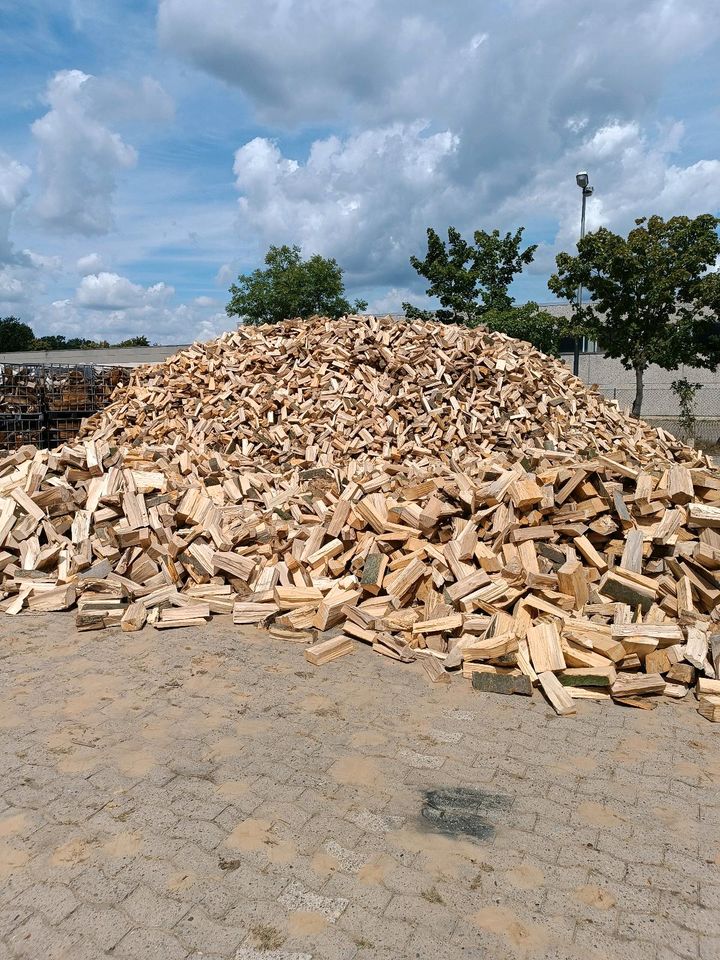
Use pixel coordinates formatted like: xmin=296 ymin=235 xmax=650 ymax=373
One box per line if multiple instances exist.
xmin=0 ymin=363 xmax=127 ymax=450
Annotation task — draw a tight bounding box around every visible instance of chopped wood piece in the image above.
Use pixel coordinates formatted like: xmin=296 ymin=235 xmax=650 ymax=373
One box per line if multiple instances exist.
xmin=667 ymin=464 xmax=694 ymax=505
xmin=620 ymin=529 xmax=644 ymax=574
xmin=538 ymin=671 xmax=576 ymax=715
xmin=559 ymin=665 xmax=617 ymax=687
xmin=687 ymin=503 xmax=720 ymax=528
xmin=121 ymin=601 xmax=147 ymax=632
xmin=685 ymin=626 xmax=709 ymax=670
xmin=556 ymin=559 xmax=589 ymax=609
xmin=696 ymin=677 xmax=720 ymax=699
xmin=304 ymin=635 xmax=354 ymax=665
xmin=472 ymin=672 xmax=532 ymax=696
xmin=667 ymin=662 xmax=695 ymax=686
xmin=419 ymin=654 xmax=451 ymax=685
xmin=698 ymin=698 xmax=720 ymax=722
xmin=611 ymin=672 xmax=665 ymax=697
xmin=598 ymin=570 xmax=656 ymax=611
xmin=574 ymin=535 xmax=608 ymax=573
xmin=644 ymin=649 xmax=672 ymax=675
xmin=233 ymin=601 xmax=278 ymax=625
xmin=527 ymin=622 xmax=565 ymax=673
xmin=412 ymin=613 xmax=463 ymax=635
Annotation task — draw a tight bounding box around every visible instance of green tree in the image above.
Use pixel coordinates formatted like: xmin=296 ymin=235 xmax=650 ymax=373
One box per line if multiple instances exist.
xmin=30 ymin=334 xmax=150 ymax=350
xmin=548 ymin=214 xmax=720 ymax=417
xmin=226 ymin=244 xmax=367 ymax=325
xmin=471 ymin=303 xmax=561 ymax=356
xmin=403 ymin=226 xmax=537 ymax=323
xmin=403 ymin=226 xmax=560 ymax=353
xmin=113 ymin=335 xmax=150 ymax=348
xmin=0 ymin=317 xmax=35 ymax=351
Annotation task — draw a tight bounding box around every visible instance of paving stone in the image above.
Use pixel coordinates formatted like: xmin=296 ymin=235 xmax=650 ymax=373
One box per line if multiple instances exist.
xmin=0 ymin=906 xmax=32 ymax=939
xmin=574 ymin=922 xmax=659 ymax=960
xmin=234 ymin=951 xmax=312 ymax=960
xmin=173 ymin=905 xmax=246 ymax=954
xmin=60 ymin=902 xmax=133 ymax=950
xmin=115 ymin=925 xmax=190 ymax=960
xmin=121 ymin=883 xmax=191 ymax=927
xmin=1 ymin=615 xmax=719 ymax=960
xmin=384 ymin=893 xmax=458 ymax=939
xmin=9 ymin=882 xmax=78 ymax=926
xmin=6 ymin=914 xmax=81 ymax=960
xmin=279 ymin=881 xmax=349 ymax=923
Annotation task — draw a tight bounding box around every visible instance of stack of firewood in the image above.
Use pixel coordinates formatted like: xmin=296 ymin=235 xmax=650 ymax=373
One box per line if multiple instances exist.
xmin=82 ymin=314 xmax=691 ymax=467
xmin=0 ymin=315 xmax=717 ymax=721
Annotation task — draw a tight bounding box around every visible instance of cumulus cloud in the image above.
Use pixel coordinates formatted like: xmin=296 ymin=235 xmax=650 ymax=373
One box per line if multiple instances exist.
xmin=0 ymin=152 xmax=56 ymax=315
xmin=30 ymin=271 xmax=234 ymax=344
xmin=0 ymin=152 xmax=32 ymax=264
xmin=159 ymin=0 xmax=720 ymax=138
xmin=160 ymin=0 xmax=720 ymax=309
xmin=232 ymin=116 xmax=720 ymax=307
xmin=499 ymin=120 xmax=720 ymax=252
xmin=233 ymin=124 xmax=460 ymax=285
xmin=76 ymin=252 xmax=104 ymax=275
xmin=0 ymin=271 xmax=25 ymax=303
xmin=31 ymin=69 xmax=172 ymax=235
xmin=76 ymin=271 xmax=174 ymax=311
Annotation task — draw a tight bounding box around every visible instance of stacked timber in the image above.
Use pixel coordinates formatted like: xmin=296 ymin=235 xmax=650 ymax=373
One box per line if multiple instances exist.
xmin=81 ymin=314 xmax=693 ymax=468
xmin=0 ymin=437 xmax=718 ymax=719
xmin=0 ymin=315 xmax=718 ymax=720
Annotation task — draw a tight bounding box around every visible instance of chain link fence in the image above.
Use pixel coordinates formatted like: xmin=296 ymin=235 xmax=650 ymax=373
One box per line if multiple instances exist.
xmin=596 ymin=384 xmax=720 ymax=447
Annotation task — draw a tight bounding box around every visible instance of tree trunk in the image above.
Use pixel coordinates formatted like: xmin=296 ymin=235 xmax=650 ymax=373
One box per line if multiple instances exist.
xmin=631 ymin=364 xmax=645 ymax=418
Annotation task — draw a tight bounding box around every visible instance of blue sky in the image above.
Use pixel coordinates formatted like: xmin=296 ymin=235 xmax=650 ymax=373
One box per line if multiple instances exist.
xmin=1 ymin=0 xmax=719 ymax=343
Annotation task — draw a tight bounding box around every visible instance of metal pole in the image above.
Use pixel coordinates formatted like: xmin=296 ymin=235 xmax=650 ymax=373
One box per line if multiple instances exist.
xmin=573 ymin=188 xmax=587 ymax=377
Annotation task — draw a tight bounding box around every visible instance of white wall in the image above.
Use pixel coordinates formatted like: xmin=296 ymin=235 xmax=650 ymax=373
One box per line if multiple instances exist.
xmin=0 ymin=345 xmax=189 ymax=367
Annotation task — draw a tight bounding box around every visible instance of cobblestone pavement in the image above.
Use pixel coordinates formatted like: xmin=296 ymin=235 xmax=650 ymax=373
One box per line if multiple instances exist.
xmin=1 ymin=615 xmax=719 ymax=960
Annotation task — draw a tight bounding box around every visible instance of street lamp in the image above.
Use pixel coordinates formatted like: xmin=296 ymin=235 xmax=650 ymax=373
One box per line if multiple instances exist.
xmin=573 ymin=171 xmax=593 ymax=376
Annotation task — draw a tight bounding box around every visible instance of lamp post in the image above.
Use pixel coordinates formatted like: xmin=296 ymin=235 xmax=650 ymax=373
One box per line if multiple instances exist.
xmin=573 ymin=171 xmax=593 ymax=376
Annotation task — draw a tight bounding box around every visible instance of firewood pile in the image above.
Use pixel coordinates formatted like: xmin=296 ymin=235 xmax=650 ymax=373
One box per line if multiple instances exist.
xmin=81 ymin=314 xmax=691 ymax=466
xmin=1 ymin=315 xmax=719 ymax=720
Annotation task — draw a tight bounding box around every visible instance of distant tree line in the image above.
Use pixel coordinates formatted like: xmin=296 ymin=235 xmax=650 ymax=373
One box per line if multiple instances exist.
xmin=0 ymin=317 xmax=150 ymax=352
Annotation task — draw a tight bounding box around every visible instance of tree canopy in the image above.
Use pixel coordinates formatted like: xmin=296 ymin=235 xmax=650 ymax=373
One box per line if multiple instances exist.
xmin=0 ymin=317 xmax=35 ymax=351
xmin=0 ymin=318 xmax=150 ymax=352
xmin=403 ymin=226 xmax=560 ymax=353
xmin=548 ymin=214 xmax=720 ymax=416
xmin=226 ymin=244 xmax=367 ymax=325
xmin=403 ymin=226 xmax=537 ymax=323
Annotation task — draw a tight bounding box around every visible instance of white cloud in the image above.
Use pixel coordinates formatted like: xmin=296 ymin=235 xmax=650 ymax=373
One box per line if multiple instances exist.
xmin=232 ymin=116 xmax=720 ymax=301
xmin=498 ymin=120 xmax=720 ymax=253
xmin=31 ymin=69 xmax=173 ymax=236
xmin=0 ymin=152 xmax=57 ymax=315
xmin=233 ymin=123 xmax=461 ymax=285
xmin=28 ymin=270 xmax=235 ymax=344
xmin=39 ymin=298 xmax=234 ymax=345
xmin=365 ymin=287 xmax=418 ymax=315
xmin=76 ymin=252 xmax=104 ymax=275
xmin=76 ymin=271 xmax=174 ymax=310
xmin=159 ymin=0 xmax=720 ymax=138
xmin=0 ymin=152 xmax=32 ymax=264
xmin=0 ymin=270 xmax=25 ymax=303
xmin=159 ymin=0 xmax=720 ymax=306
xmin=0 ymin=153 xmax=31 ymax=213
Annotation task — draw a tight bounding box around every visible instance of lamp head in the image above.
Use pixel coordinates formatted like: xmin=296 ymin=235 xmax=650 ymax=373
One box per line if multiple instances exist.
xmin=576 ymin=171 xmax=589 ymax=189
